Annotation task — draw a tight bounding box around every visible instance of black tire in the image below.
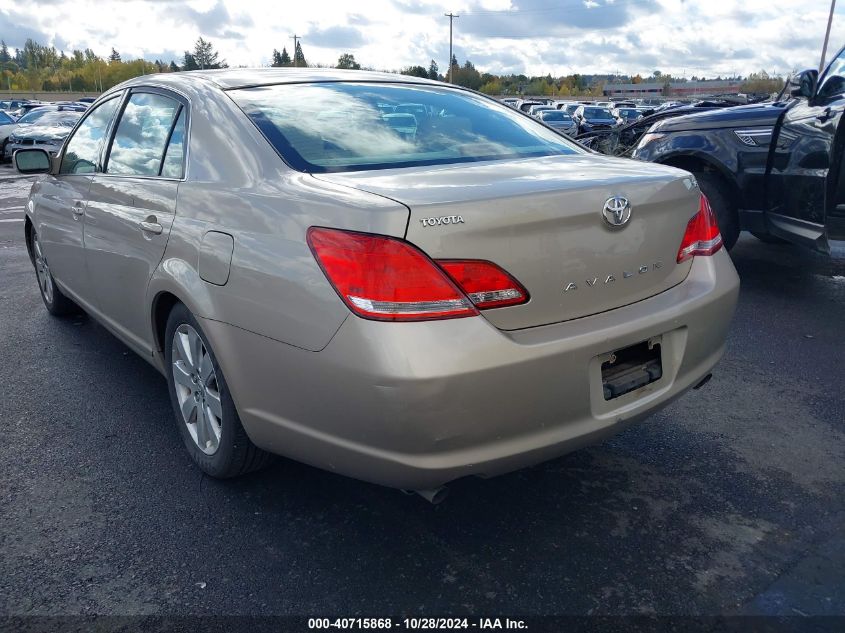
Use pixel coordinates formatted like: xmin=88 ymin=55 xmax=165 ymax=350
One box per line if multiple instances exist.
xmin=164 ymin=303 xmax=272 ymax=478
xmin=694 ymin=171 xmax=740 ymax=251
xmin=750 ymin=231 xmax=790 ymax=245
xmin=30 ymin=230 xmax=78 ymax=316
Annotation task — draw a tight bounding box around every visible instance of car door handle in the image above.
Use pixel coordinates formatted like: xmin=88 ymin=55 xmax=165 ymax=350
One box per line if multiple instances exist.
xmin=139 ymin=219 xmax=163 ymax=235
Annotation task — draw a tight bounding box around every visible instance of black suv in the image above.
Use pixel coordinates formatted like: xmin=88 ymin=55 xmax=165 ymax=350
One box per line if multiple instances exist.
xmin=633 ymin=47 xmax=845 ymax=254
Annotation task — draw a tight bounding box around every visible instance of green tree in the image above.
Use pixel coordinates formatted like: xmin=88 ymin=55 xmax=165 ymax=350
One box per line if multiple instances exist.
xmin=336 ymin=53 xmax=361 ymax=70
xmin=193 ymin=37 xmax=226 ymax=69
xmin=0 ymin=41 xmax=9 ymax=64
xmin=428 ymin=59 xmax=438 ymax=80
xmin=271 ymin=49 xmax=284 ymax=67
xmin=401 ymin=65 xmax=427 ymax=78
xmin=182 ymin=51 xmax=198 ymax=71
xmin=109 ymin=48 xmax=121 ymax=63
xmin=279 ymin=47 xmax=291 ymax=65
xmin=170 ymin=60 xmax=180 ymax=72
xmin=293 ymin=41 xmax=306 ymax=67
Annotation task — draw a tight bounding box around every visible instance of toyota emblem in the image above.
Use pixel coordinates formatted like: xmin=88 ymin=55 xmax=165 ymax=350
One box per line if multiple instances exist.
xmin=602 ymin=196 xmax=632 ymax=227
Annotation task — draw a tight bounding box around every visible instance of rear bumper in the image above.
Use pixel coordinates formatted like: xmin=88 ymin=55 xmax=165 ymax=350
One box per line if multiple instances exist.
xmin=201 ymin=251 xmax=739 ymax=490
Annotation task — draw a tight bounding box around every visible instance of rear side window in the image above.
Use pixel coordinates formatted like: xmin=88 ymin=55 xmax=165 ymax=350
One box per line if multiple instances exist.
xmin=60 ymin=96 xmax=120 ymax=175
xmin=161 ymin=109 xmax=187 ymax=179
xmin=229 ymin=83 xmax=581 ymax=173
xmin=107 ymin=93 xmax=182 ymax=176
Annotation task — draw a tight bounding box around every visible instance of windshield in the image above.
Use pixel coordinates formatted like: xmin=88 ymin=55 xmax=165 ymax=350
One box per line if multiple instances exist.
xmin=0 ymin=111 xmax=13 ymax=124
xmin=28 ymin=112 xmax=80 ymax=128
xmin=17 ymin=109 xmax=55 ymax=124
xmin=230 ymin=83 xmax=582 ymax=173
xmin=618 ymin=109 xmax=639 ymax=117
xmin=584 ymin=108 xmax=613 ymax=118
xmin=540 ymin=111 xmax=570 ymax=121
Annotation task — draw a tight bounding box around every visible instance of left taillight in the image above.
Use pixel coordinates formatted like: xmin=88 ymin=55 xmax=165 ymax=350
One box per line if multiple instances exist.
xmin=677 ymin=194 xmax=724 ymax=263
xmin=307 ymin=227 xmax=478 ymax=321
xmin=307 ymin=227 xmax=529 ymax=322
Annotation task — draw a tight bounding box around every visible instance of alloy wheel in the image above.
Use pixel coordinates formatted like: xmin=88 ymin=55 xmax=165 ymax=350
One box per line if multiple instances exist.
xmin=171 ymin=324 xmax=223 ymax=455
xmin=32 ymin=233 xmax=53 ymax=305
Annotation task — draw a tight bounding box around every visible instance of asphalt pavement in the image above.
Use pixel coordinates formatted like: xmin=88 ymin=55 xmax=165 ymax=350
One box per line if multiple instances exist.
xmin=1 ymin=163 xmax=844 ymax=623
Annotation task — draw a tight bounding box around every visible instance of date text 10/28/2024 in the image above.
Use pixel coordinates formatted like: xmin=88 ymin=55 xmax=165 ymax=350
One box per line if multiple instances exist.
xmin=308 ymin=618 xmax=528 ymax=630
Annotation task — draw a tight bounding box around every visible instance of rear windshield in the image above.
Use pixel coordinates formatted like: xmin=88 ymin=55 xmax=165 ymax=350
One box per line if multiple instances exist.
xmin=229 ymin=83 xmax=581 ymax=173
xmin=584 ymin=108 xmax=613 ymax=118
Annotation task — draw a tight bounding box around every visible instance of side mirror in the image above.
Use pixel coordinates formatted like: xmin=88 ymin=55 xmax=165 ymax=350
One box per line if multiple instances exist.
xmin=789 ymin=69 xmax=818 ymax=98
xmin=13 ymin=148 xmax=52 ymax=174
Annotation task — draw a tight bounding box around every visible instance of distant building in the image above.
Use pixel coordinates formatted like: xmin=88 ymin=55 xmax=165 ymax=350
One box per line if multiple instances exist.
xmin=603 ymin=79 xmax=743 ymax=99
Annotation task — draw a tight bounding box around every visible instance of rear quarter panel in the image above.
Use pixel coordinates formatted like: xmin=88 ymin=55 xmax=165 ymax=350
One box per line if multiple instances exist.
xmin=148 ymin=82 xmax=410 ymax=355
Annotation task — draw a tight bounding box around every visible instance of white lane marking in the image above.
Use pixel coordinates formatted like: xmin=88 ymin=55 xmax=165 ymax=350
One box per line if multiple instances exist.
xmin=0 ymin=218 xmax=24 ymax=223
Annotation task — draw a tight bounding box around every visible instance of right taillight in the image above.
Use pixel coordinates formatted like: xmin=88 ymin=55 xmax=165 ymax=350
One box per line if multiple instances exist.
xmin=677 ymin=194 xmax=723 ymax=263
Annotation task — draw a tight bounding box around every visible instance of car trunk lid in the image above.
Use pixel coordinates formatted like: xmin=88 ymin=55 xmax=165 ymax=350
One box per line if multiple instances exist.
xmin=314 ymin=154 xmax=700 ymax=330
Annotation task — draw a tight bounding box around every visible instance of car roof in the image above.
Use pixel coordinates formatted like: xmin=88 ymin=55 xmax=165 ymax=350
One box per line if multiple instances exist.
xmin=118 ymin=68 xmax=440 ymax=91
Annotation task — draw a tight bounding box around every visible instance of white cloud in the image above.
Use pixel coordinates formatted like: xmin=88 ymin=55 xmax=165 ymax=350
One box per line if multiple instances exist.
xmin=2 ymin=0 xmax=845 ymax=77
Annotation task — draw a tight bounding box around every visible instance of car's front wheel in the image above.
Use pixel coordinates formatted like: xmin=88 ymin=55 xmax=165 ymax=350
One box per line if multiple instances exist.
xmin=31 ymin=231 xmax=78 ymax=316
xmin=164 ymin=303 xmax=271 ymax=478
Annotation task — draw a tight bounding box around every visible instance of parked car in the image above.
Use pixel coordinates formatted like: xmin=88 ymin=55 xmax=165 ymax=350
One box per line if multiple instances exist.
xmin=501 ymin=98 xmax=519 ymax=108
xmin=4 ymin=111 xmax=81 ymax=160
xmin=633 ymin=47 xmax=845 ymax=253
xmin=527 ymin=104 xmax=555 ymax=117
xmin=573 ymin=105 xmax=619 ymax=133
xmin=0 ymin=110 xmax=17 ymax=159
xmin=15 ymin=69 xmax=738 ymax=500
xmin=516 ymin=99 xmax=544 ymax=113
xmin=76 ymin=97 xmax=97 ymax=104
xmin=612 ymin=107 xmax=643 ymax=123
xmin=537 ymin=109 xmax=577 ymax=135
xmin=558 ymin=102 xmax=581 ymax=116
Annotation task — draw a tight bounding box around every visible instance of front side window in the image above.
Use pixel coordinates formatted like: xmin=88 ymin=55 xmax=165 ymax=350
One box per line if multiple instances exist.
xmin=229 ymin=83 xmax=581 ymax=173
xmin=60 ymin=96 xmax=120 ymax=175
xmin=0 ymin=111 xmax=13 ymax=124
xmin=107 ymin=92 xmax=182 ymax=176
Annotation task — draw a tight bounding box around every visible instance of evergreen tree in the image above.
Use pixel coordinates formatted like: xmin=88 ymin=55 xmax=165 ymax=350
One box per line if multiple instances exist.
xmin=192 ymin=37 xmax=226 ymax=69
xmin=401 ymin=65 xmax=428 ymax=78
xmin=336 ymin=53 xmax=361 ymax=70
xmin=182 ymin=51 xmax=199 ymax=71
xmin=170 ymin=60 xmax=180 ymax=72
xmin=293 ymin=41 xmax=306 ymax=67
xmin=428 ymin=59 xmax=438 ymax=80
xmin=109 ymin=48 xmax=121 ymax=63
xmin=280 ymin=47 xmax=291 ymax=65
xmin=271 ymin=48 xmax=284 ymax=67
xmin=0 ymin=40 xmax=11 ymax=64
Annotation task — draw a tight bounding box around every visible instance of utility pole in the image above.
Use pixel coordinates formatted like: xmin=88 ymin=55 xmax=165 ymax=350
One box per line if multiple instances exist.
xmin=291 ymin=34 xmax=299 ymax=68
xmin=445 ymin=12 xmax=458 ymax=83
xmin=820 ymin=0 xmax=837 ymax=72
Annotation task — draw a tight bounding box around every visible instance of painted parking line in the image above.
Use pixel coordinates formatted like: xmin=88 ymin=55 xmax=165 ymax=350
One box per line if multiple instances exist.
xmin=0 ymin=218 xmax=24 ymax=223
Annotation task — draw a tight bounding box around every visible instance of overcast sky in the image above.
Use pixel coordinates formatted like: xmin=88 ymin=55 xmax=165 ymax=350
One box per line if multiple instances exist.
xmin=3 ymin=0 xmax=845 ymax=78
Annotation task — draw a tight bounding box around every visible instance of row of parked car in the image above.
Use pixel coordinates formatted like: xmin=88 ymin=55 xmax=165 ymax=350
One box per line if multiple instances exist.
xmin=500 ymin=97 xmax=654 ymax=136
xmin=0 ymin=98 xmax=94 ymax=162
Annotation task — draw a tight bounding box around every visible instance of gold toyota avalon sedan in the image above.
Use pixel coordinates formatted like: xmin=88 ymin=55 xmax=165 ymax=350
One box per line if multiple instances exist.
xmin=14 ymin=69 xmax=739 ymax=501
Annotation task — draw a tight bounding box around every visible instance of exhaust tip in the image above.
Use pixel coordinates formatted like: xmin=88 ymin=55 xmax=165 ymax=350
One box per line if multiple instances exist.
xmin=693 ymin=373 xmax=713 ymax=390
xmin=415 ymin=487 xmax=449 ymax=505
